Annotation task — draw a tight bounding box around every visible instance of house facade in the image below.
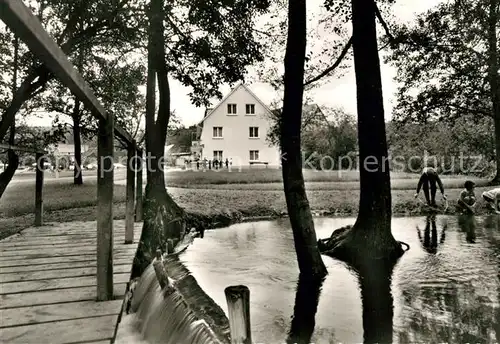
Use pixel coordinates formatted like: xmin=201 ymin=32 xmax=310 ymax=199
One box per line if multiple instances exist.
xmin=198 ymin=83 xmax=281 ymax=167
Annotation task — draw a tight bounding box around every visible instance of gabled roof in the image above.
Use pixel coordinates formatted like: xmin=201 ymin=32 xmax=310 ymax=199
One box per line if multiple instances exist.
xmin=200 ymin=82 xmax=274 ymax=124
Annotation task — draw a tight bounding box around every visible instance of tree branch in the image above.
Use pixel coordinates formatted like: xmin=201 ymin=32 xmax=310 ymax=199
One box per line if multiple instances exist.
xmin=447 ymin=103 xmax=492 ymax=117
xmin=303 ymin=36 xmax=353 ymax=86
xmin=374 ymin=1 xmax=394 ymax=42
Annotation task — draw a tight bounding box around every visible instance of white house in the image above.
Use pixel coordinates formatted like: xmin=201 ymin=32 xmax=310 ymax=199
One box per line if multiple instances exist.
xmin=197 ymin=82 xmax=281 ymax=167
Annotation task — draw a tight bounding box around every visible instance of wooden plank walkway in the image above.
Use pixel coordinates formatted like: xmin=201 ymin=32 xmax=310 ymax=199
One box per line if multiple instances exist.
xmin=0 ymin=220 xmax=142 ymax=344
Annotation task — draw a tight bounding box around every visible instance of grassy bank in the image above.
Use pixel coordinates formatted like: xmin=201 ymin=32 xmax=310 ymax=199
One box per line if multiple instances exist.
xmin=0 ymin=170 xmax=495 ymax=240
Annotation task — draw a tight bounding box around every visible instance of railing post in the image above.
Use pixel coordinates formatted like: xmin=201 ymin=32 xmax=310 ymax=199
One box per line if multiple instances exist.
xmin=225 ymin=285 xmax=252 ymax=344
xmin=97 ymin=115 xmax=114 ymax=301
xmin=34 ymin=152 xmax=44 ymax=226
xmin=135 ymin=149 xmax=143 ymax=222
xmin=125 ymin=145 xmax=135 ymax=244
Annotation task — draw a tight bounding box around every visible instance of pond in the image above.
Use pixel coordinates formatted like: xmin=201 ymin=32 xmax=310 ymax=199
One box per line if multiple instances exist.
xmin=179 ymin=215 xmax=500 ymax=344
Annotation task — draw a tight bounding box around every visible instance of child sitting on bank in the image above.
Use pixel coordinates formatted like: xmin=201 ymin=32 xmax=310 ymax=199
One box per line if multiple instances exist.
xmin=482 ymin=187 xmax=500 ymax=214
xmin=457 ymin=180 xmax=476 ymax=214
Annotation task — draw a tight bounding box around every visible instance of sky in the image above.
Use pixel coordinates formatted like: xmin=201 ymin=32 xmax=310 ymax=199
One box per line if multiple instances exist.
xmin=166 ymin=0 xmax=442 ymax=127
xmin=26 ymin=0 xmax=442 ymax=128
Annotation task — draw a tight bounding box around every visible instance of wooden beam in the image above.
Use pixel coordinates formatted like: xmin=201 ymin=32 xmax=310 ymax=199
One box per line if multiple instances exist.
xmin=135 ymin=149 xmax=143 ymax=222
xmin=124 ymin=146 xmax=135 ymax=244
xmin=225 ymin=285 xmax=252 ymax=344
xmin=0 ymin=0 xmax=135 ymax=148
xmin=0 ymin=143 xmax=46 ymax=154
xmin=96 ymin=116 xmax=114 ymax=301
xmin=34 ymin=152 xmax=44 ymax=226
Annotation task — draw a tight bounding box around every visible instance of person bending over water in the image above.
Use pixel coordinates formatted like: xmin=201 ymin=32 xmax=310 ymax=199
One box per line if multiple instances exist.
xmin=414 ymin=164 xmax=447 ymax=207
xmin=457 ymin=180 xmax=476 ymax=214
xmin=482 ymin=187 xmax=500 ymax=214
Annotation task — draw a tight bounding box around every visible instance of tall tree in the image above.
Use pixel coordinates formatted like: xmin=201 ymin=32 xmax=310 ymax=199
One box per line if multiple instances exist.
xmin=318 ymin=0 xmax=405 ymax=262
xmin=0 ymin=0 xmax=143 ymax=197
xmin=387 ymin=0 xmax=500 ymax=182
xmin=280 ymin=0 xmax=327 ymax=278
xmin=132 ymin=0 xmax=271 ymax=276
xmin=487 ymin=0 xmax=500 ymax=183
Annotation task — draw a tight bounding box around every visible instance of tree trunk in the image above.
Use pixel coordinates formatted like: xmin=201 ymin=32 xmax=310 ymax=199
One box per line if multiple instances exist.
xmin=0 ymin=35 xmax=20 ymax=199
xmin=0 ymin=150 xmax=19 ymax=198
xmin=280 ymin=0 xmax=327 ymax=278
xmin=72 ymin=99 xmax=83 ymax=185
xmin=132 ymin=0 xmax=186 ymax=278
xmin=487 ymin=0 xmax=500 ymax=184
xmin=0 ymin=68 xmax=49 ymax=142
xmin=318 ymin=0 xmax=404 ymax=262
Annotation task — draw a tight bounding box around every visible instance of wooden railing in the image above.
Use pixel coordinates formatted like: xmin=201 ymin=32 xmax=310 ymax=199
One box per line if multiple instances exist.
xmin=0 ymin=0 xmax=144 ymax=301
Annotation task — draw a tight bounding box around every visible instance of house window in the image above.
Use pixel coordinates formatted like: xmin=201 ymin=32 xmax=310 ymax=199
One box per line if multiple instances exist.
xmin=245 ymin=104 xmax=255 ymax=115
xmin=213 ymin=127 xmax=223 ymax=138
xmin=249 ymin=127 xmax=259 ymax=138
xmin=213 ymin=150 xmax=223 ymax=160
xmin=227 ymin=104 xmax=237 ymax=114
xmin=250 ymin=150 xmax=259 ymax=161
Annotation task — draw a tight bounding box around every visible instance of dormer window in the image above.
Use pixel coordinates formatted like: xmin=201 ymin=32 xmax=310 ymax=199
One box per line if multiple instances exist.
xmin=227 ymin=104 xmax=237 ymax=115
xmin=245 ymin=104 xmax=255 ymax=115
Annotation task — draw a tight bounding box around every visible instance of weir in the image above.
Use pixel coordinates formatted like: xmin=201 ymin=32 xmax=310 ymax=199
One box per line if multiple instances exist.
xmin=121 ymin=264 xmax=223 ymax=344
xmin=116 ymin=242 xmax=250 ymax=344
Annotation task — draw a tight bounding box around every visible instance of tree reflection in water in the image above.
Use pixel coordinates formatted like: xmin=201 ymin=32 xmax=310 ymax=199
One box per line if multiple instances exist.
xmin=286 ymin=274 xmax=325 ymax=344
xmin=285 ymin=259 xmax=398 ymax=344
xmin=357 ymin=258 xmax=397 ymax=344
xmin=483 ymin=215 xmax=500 ymax=343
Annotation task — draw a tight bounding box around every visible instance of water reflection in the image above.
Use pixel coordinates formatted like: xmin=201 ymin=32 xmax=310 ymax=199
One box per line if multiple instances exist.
xmin=396 ymin=215 xmax=500 ymax=343
xmin=286 ymin=274 xmax=324 ymax=344
xmin=458 ymin=214 xmax=477 ymax=243
xmin=416 ymin=215 xmax=447 ymax=253
xmin=483 ymin=215 xmax=500 ymax=343
xmin=178 ymin=217 xmax=500 ymax=344
xmin=356 ymin=258 xmax=397 ymax=344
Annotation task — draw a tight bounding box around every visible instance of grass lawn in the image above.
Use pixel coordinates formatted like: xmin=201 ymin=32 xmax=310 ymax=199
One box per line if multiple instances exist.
xmin=0 ymin=179 xmax=127 ymax=217
xmin=0 ymin=168 xmax=495 ymax=240
xmin=166 ymin=168 xmax=487 ymax=189
xmin=0 ymin=180 xmax=127 ymax=239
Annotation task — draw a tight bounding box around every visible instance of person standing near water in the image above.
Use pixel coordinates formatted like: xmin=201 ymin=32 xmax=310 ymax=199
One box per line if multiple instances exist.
xmin=414 ymin=163 xmax=447 ymax=207
xmin=481 ymin=187 xmax=500 ymax=214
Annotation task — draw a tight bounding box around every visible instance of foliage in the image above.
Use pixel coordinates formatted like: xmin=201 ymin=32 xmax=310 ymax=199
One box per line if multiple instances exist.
xmin=267 ymin=102 xmax=327 ymax=146
xmin=167 ymin=124 xmax=197 ymax=153
xmin=0 ymin=0 xmax=145 ymax=135
xmin=387 ymin=117 xmax=495 ymax=176
xmin=253 ymin=0 xmax=352 ymax=92
xmin=386 ymin=0 xmax=498 ymax=122
xmin=162 ymin=0 xmax=271 ymax=106
xmin=267 ymin=104 xmax=357 ymax=169
xmin=44 ymin=57 xmax=147 ymax=144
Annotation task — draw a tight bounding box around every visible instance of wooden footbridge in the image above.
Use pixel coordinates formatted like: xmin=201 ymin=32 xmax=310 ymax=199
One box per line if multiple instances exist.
xmin=0 ymin=222 xmax=143 ymax=343
xmin=0 ymin=0 xmax=145 ymax=342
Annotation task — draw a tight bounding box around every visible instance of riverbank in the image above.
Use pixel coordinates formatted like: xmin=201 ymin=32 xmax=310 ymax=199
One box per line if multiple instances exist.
xmin=1 ymin=179 xmax=496 ymax=240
